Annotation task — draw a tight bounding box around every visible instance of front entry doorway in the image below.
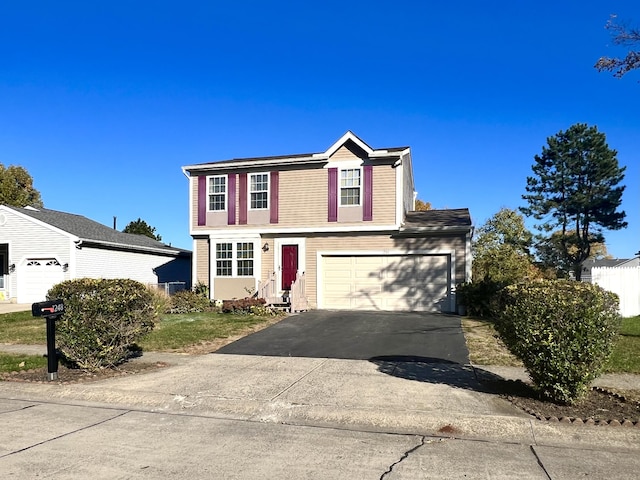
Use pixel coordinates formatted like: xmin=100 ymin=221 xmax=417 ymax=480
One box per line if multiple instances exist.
xmin=281 ymin=244 xmax=298 ymax=290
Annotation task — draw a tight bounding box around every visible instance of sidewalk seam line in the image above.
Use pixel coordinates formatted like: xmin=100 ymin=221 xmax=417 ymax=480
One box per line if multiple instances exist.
xmin=268 ymin=358 xmax=330 ymax=402
xmin=0 ymin=409 xmax=132 ymax=459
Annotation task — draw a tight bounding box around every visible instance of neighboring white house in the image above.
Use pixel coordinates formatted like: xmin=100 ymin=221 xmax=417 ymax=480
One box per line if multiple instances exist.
xmin=0 ymin=205 xmax=192 ymax=304
xmin=587 ymin=256 xmax=640 ymax=317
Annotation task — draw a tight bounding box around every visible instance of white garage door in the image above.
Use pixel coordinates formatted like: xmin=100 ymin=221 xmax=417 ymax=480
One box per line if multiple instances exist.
xmin=18 ymin=258 xmax=65 ymax=304
xmin=321 ymin=254 xmax=452 ymax=312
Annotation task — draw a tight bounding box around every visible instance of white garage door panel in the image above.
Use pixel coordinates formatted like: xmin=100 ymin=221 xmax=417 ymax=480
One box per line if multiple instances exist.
xmin=18 ymin=259 xmax=65 ymax=304
xmin=322 ymin=254 xmax=451 ymax=312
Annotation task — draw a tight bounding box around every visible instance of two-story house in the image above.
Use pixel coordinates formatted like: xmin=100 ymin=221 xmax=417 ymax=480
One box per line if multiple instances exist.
xmin=182 ymin=131 xmax=472 ymax=312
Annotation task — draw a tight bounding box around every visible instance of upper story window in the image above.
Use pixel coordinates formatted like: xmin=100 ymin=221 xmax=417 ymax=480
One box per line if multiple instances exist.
xmin=340 ymin=168 xmax=361 ymax=206
xmin=208 ymin=176 xmax=226 ymax=211
xmin=250 ymin=173 xmax=269 ymax=209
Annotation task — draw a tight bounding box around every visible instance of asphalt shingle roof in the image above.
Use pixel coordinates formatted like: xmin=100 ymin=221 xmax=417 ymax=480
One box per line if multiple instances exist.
xmin=14 ymin=207 xmax=180 ymax=254
xmin=403 ymin=208 xmax=472 ymax=230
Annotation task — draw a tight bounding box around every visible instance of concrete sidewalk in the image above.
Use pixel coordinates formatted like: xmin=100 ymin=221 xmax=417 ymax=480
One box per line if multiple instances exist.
xmin=1 ymin=349 xmax=640 ymax=478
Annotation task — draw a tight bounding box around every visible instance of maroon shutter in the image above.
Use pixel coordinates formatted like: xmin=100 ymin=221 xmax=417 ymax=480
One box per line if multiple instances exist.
xmin=197 ymin=176 xmax=206 ymax=226
xmin=270 ymin=171 xmax=279 ymax=224
xmin=239 ymin=173 xmax=248 ymax=224
xmin=363 ymin=165 xmax=373 ymax=221
xmin=328 ymin=168 xmax=338 ymax=222
xmin=227 ymin=174 xmax=236 ymax=225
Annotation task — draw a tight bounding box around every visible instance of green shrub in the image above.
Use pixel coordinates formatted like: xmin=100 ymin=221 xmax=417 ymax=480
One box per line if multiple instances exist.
xmin=494 ymin=280 xmax=621 ymax=404
xmin=456 ymin=279 xmax=505 ymax=317
xmin=147 ymin=286 xmax=172 ymax=315
xmin=222 ymin=297 xmax=267 ymax=314
xmin=47 ymin=278 xmax=157 ymax=371
xmin=193 ymin=281 xmax=209 ymax=298
xmin=169 ymin=289 xmax=213 ymax=314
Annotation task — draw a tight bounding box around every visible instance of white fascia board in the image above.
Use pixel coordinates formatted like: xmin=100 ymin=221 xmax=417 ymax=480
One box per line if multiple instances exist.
xmin=399 ymin=226 xmax=473 ymax=233
xmin=81 ymin=239 xmax=182 ymax=256
xmin=183 ymin=157 xmax=324 ymax=173
xmin=1 ymin=206 xmax=80 ymax=243
xmin=395 ymin=161 xmax=404 ymax=226
xmin=323 ymin=131 xmax=374 ymax=157
xmin=191 ymin=224 xmax=402 ymax=237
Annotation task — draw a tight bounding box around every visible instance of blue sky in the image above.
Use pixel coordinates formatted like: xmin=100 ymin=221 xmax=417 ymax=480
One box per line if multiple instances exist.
xmin=1 ymin=1 xmax=638 ymax=257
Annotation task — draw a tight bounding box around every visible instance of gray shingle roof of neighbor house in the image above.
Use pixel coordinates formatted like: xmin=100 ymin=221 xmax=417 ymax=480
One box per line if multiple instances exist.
xmin=13 ymin=206 xmax=186 ymax=256
xmin=401 ymin=208 xmax=473 ymax=232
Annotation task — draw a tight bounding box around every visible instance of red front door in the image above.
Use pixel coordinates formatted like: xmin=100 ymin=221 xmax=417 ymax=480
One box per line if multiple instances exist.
xmin=281 ymin=245 xmax=298 ymax=290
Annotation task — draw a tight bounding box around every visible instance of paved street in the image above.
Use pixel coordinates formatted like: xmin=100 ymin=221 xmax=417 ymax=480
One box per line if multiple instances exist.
xmin=2 ymin=352 xmax=640 ymax=479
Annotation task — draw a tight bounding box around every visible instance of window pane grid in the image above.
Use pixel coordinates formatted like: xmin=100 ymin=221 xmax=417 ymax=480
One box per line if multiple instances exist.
xmin=237 ymin=242 xmax=254 ymax=276
xmin=340 ymin=169 xmax=361 ymax=206
xmin=216 ymin=243 xmax=232 ymax=276
xmin=250 ymin=173 xmax=268 ymax=209
xmin=209 ymin=176 xmax=226 ymax=211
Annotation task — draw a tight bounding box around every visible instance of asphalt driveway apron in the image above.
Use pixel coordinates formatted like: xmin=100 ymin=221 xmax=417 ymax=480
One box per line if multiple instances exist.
xmin=216 ymin=310 xmax=469 ymax=364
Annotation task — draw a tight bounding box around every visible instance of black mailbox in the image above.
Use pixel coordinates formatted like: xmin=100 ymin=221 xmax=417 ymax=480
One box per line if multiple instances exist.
xmin=32 ymin=299 xmax=65 ymax=317
xmin=32 ymin=299 xmax=65 ymax=380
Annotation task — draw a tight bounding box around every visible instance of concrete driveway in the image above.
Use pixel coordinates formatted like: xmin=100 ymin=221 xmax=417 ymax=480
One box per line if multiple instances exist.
xmin=216 ymin=310 xmax=469 ymax=364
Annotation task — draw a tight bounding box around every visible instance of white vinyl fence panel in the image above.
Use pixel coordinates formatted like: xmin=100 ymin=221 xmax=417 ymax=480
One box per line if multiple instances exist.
xmin=591 ymin=266 xmax=640 ymax=317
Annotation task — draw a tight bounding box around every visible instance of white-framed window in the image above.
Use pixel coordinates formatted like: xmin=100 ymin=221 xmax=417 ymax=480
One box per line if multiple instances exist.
xmin=214 ymin=242 xmax=254 ymax=277
xmin=249 ymin=173 xmax=269 ymax=209
xmin=208 ymin=175 xmax=227 ymax=211
xmin=215 ymin=243 xmax=232 ymax=276
xmin=340 ymin=168 xmax=361 ymax=206
xmin=236 ymin=242 xmax=254 ymax=276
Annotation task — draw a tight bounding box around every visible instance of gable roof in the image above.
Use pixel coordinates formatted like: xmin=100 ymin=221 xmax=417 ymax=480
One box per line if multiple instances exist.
xmin=5 ymin=206 xmax=185 ymax=256
xmin=400 ymin=208 xmax=473 ymax=233
xmin=182 ymin=131 xmax=410 ymax=174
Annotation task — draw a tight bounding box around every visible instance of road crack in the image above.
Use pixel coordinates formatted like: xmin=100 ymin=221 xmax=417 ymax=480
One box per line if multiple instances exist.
xmin=380 ymin=434 xmax=426 ymax=479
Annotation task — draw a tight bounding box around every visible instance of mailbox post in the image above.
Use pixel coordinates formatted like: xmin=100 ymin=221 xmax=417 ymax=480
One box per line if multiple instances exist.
xmin=32 ymin=299 xmax=65 ymax=381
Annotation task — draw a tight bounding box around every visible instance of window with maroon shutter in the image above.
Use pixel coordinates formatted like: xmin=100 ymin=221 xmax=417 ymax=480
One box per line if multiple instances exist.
xmin=239 ymin=173 xmax=247 ymax=224
xmin=228 ymin=174 xmax=236 ymax=225
xmin=363 ymin=165 xmax=373 ymax=221
xmin=270 ymin=171 xmax=279 ymax=223
xmin=197 ymin=176 xmax=206 ymax=226
xmin=328 ymin=168 xmax=338 ymax=222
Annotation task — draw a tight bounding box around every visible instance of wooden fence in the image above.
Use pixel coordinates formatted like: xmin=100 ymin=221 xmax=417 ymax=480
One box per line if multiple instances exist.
xmin=591 ymin=266 xmax=640 ymax=317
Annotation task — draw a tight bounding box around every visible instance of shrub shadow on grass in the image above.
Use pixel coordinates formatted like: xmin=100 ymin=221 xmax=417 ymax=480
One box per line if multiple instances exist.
xmin=369 ymin=355 xmax=521 ymax=394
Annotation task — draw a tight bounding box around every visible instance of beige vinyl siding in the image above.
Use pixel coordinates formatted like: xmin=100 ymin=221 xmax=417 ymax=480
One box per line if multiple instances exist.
xmin=372 ymin=165 xmax=396 ymax=225
xmin=331 ymin=145 xmax=361 ymax=161
xmin=194 ymin=238 xmax=209 ymax=286
xmin=304 ymin=233 xmax=467 ymax=309
xmin=191 ymin=163 xmax=397 ymax=231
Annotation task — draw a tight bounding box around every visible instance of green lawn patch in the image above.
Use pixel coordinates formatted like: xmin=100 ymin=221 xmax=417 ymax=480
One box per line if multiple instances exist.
xmin=606 ymin=316 xmax=640 ymax=374
xmin=0 ymin=352 xmax=47 ymax=374
xmin=137 ymin=312 xmax=282 ymax=351
xmin=0 ymin=311 xmax=46 ymax=344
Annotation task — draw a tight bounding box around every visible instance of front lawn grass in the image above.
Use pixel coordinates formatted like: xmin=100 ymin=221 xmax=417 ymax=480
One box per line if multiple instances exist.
xmin=0 ymin=352 xmax=47 ymax=374
xmin=137 ymin=311 xmax=282 ymax=351
xmin=605 ymin=316 xmax=640 ymax=374
xmin=0 ymin=310 xmax=283 ymax=354
xmin=0 ymin=311 xmax=46 ymax=344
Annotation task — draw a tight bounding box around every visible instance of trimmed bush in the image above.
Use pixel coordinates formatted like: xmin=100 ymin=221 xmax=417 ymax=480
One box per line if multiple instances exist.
xmin=456 ymin=279 xmax=505 ymax=317
xmin=169 ymin=289 xmax=213 ymax=314
xmin=47 ymin=278 xmax=157 ymax=371
xmin=221 ymin=297 xmax=267 ymax=314
xmin=494 ymin=280 xmax=621 ymax=404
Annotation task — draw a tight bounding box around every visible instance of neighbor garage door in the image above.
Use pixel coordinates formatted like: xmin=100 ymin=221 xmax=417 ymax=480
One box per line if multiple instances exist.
xmin=321 ymin=254 xmax=451 ymax=312
xmin=17 ymin=258 xmax=65 ymax=304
